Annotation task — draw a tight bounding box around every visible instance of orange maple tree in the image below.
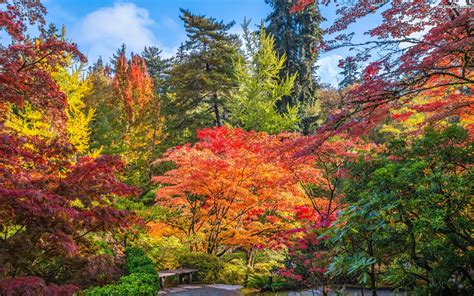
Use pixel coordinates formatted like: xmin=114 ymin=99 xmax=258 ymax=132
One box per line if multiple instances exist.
xmin=152 ymin=127 xmax=305 ymax=256
xmin=112 ymin=49 xmax=154 ymax=123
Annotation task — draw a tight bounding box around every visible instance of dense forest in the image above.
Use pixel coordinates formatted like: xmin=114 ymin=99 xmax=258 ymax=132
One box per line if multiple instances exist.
xmin=0 ymin=0 xmax=472 ymax=295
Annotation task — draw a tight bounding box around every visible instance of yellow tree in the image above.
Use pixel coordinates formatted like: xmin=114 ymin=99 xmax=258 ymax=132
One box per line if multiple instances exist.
xmin=52 ymin=62 xmax=94 ymax=155
xmin=5 ymin=60 xmax=94 ymax=156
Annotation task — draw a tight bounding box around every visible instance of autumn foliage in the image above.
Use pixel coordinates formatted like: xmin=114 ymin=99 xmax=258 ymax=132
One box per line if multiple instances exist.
xmin=1 ymin=0 xmax=473 ymax=294
xmin=152 ymin=127 xmax=305 ymax=255
xmin=0 ymin=0 xmax=138 ymax=291
xmin=291 ymin=0 xmax=473 ymax=140
xmin=113 ymin=50 xmax=154 ymax=123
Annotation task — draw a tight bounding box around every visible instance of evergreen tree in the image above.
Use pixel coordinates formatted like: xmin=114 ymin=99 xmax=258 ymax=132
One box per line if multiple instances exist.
xmin=265 ymin=0 xmax=323 ymax=109
xmin=85 ymin=59 xmax=125 ymax=155
xmin=167 ymin=9 xmax=239 ymax=142
xmin=338 ymin=57 xmax=360 ymax=89
xmin=142 ymin=47 xmax=171 ymax=88
xmin=228 ymin=27 xmax=299 ymax=134
xmin=142 ymin=46 xmax=173 ymax=150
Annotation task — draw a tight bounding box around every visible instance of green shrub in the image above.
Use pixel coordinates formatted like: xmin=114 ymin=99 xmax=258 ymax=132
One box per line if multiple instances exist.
xmin=178 ymin=252 xmax=223 ymax=283
xmin=83 ymin=248 xmax=159 ymax=295
xmin=83 ymin=280 xmax=157 ymax=296
xmin=247 ymin=273 xmax=289 ymax=291
xmin=124 ymin=247 xmax=156 ymax=274
xmin=119 ymin=273 xmax=159 ymax=287
xmin=133 ymin=235 xmax=187 ymax=270
xmin=84 ymin=273 xmax=159 ymax=296
xmin=219 ymin=259 xmax=247 ymax=285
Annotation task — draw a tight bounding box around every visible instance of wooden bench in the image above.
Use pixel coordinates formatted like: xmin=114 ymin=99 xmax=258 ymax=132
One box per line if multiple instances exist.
xmin=157 ymin=268 xmax=199 ymax=288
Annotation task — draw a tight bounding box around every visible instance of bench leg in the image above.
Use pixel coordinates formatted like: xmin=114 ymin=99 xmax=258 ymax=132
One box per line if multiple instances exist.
xmin=189 ymin=273 xmax=192 ymax=284
xmin=159 ymin=277 xmax=165 ymax=289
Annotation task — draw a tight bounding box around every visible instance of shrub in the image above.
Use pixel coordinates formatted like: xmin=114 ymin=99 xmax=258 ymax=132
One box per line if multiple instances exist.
xmin=83 ymin=281 xmax=157 ymax=296
xmin=178 ymin=252 xmax=223 ymax=283
xmin=132 ymin=235 xmax=187 ymax=270
xmin=124 ymin=247 xmax=156 ymax=274
xmin=119 ymin=273 xmax=159 ymax=287
xmin=219 ymin=258 xmax=247 ymax=285
xmin=83 ymin=247 xmax=159 ymax=296
xmin=83 ymin=272 xmax=159 ymax=296
xmin=0 ymin=276 xmax=79 ymax=296
xmin=247 ymin=273 xmax=290 ymax=292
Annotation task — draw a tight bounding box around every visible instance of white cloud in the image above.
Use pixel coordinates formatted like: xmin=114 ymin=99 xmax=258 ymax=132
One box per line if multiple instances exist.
xmin=158 ymin=16 xmax=180 ymax=31
xmin=317 ymin=54 xmax=343 ymax=87
xmin=73 ymin=2 xmax=174 ymax=63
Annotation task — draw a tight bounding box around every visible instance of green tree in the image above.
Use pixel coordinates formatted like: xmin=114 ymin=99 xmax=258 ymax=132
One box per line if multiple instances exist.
xmin=338 ymin=57 xmax=360 ymax=89
xmin=141 ymin=46 xmax=174 ymax=152
xmin=166 ymin=9 xmax=239 ymax=143
xmin=85 ymin=59 xmax=125 ymax=156
xmin=328 ymin=125 xmax=473 ymax=295
xmin=227 ymin=27 xmax=298 ymax=134
xmin=265 ymin=0 xmax=323 ymax=111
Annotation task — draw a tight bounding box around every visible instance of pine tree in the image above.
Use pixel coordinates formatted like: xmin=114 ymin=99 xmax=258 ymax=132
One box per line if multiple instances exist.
xmin=265 ymin=0 xmax=323 ymax=109
xmin=167 ymin=9 xmax=239 ymax=142
xmin=338 ymin=57 xmax=361 ymax=89
xmin=85 ymin=60 xmax=125 ymax=155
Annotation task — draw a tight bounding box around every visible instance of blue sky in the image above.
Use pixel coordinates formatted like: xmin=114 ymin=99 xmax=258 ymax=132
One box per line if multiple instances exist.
xmin=39 ymin=0 xmax=380 ymax=86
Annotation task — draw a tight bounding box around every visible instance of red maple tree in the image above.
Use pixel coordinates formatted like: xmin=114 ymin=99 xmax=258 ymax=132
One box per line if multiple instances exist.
xmin=0 ymin=1 xmax=139 ymax=293
xmin=292 ymin=0 xmax=473 ymax=137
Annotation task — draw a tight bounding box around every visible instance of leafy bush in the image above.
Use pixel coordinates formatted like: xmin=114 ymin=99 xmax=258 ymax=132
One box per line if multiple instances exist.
xmin=219 ymin=258 xmax=247 ymax=285
xmin=247 ymin=273 xmax=289 ymax=291
xmin=73 ymin=253 xmax=123 ymax=287
xmin=84 ymin=274 xmax=159 ymax=296
xmin=124 ymin=247 xmax=156 ymax=274
xmin=83 ymin=247 xmax=159 ymax=296
xmin=83 ymin=281 xmax=157 ymax=296
xmin=119 ymin=273 xmax=159 ymax=287
xmin=132 ymin=235 xmax=187 ymax=270
xmin=178 ymin=252 xmax=223 ymax=283
xmin=0 ymin=276 xmax=79 ymax=296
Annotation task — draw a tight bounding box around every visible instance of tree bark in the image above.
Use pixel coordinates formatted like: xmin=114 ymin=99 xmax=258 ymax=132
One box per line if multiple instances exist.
xmin=213 ymin=93 xmax=222 ymax=127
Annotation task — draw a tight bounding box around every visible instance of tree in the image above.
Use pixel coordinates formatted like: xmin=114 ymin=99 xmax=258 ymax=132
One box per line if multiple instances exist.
xmin=153 ymin=127 xmax=303 ymax=258
xmin=142 ymin=46 xmax=174 ymax=153
xmin=52 ymin=61 xmax=94 ymax=155
xmin=85 ymin=59 xmax=124 ymax=155
xmin=166 ymin=9 xmax=239 ymax=142
xmin=291 ymin=0 xmax=473 ymax=138
xmin=338 ymin=57 xmax=360 ymax=89
xmin=87 ymin=49 xmax=164 ymax=189
xmin=0 ymin=0 xmax=83 ymax=126
xmin=114 ymin=50 xmax=164 ymax=189
xmin=227 ymin=27 xmax=299 ymax=134
xmin=0 ymin=1 xmax=138 ymax=291
xmin=265 ymin=0 xmax=323 ymax=111
xmin=112 ymin=48 xmax=154 ymax=124
xmin=277 ymin=134 xmax=375 ymax=295
xmin=328 ymin=125 xmax=473 ymax=295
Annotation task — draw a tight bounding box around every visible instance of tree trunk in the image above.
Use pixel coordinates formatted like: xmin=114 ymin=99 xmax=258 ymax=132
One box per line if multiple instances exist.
xmin=213 ymin=93 xmax=221 ymax=127
xmin=367 ymin=239 xmax=377 ymax=296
